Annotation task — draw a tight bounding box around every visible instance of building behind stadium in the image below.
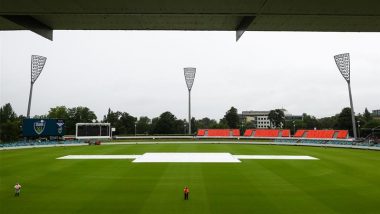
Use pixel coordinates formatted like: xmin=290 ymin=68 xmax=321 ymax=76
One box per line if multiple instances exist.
xmin=240 ymin=110 xmax=303 ymax=129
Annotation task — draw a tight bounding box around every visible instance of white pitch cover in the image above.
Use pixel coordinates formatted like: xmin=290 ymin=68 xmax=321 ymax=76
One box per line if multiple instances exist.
xmin=133 ymin=153 xmax=241 ymax=163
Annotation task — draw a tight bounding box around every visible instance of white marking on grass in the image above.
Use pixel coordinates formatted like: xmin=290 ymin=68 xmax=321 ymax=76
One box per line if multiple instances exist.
xmin=133 ymin=153 xmax=241 ymax=163
xmin=234 ymin=155 xmax=318 ymax=160
xmin=57 ymin=155 xmax=140 ymax=159
xmin=57 ymin=153 xmax=318 ymax=161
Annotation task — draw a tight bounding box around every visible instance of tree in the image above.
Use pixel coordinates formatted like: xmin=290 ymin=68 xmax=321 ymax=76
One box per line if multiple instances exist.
xmin=119 ymin=112 xmax=137 ymax=135
xmin=103 ymin=108 xmax=122 ymax=134
xmin=0 ymin=103 xmax=21 ymax=142
xmin=103 ymin=109 xmax=137 ymax=135
xmin=239 ymin=117 xmax=247 ymax=134
xmin=150 ymin=117 xmax=159 ymax=134
xmin=71 ymin=107 xmax=97 ymax=122
xmin=195 ymin=117 xmax=218 ymax=129
xmin=174 ymin=119 xmax=186 ymax=135
xmin=0 ymin=120 xmax=20 ymax=142
xmin=223 ymin=107 xmax=239 ymax=128
xmin=268 ymin=109 xmax=285 ymax=128
xmin=66 ymin=107 xmax=97 ymax=134
xmin=47 ymin=106 xmax=69 ymax=119
xmin=103 ymin=108 xmax=121 ymax=125
xmin=136 ymin=116 xmax=151 ymax=135
xmin=362 ymin=119 xmax=380 ymax=138
xmin=217 ymin=118 xmax=229 ymax=128
xmin=33 ymin=114 xmax=48 ymax=119
xmin=283 ymin=119 xmax=303 ymax=134
xmin=318 ymin=116 xmax=337 ymax=129
xmin=153 ymin=111 xmax=177 ymax=134
xmin=243 ymin=120 xmax=256 ymax=129
xmin=0 ymin=103 xmax=17 ymax=121
xmin=190 ymin=117 xmax=197 ymax=134
xmin=335 ymin=107 xmax=354 ymax=136
xmin=363 ymin=108 xmax=372 ymax=122
xmin=302 ymin=113 xmax=320 ymax=129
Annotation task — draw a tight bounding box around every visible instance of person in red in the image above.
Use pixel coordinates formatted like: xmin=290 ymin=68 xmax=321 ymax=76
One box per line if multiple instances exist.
xmin=183 ymin=186 xmax=189 ymax=200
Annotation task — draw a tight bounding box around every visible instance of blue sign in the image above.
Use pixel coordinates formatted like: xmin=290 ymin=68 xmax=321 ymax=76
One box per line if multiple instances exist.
xmin=23 ymin=119 xmax=65 ymax=137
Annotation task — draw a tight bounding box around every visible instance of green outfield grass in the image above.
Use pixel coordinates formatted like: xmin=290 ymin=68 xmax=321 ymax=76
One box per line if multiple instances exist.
xmin=1 ymin=143 xmax=379 ymax=214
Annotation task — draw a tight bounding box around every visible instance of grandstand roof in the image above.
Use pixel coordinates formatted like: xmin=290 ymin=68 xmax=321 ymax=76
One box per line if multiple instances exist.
xmin=1 ymin=0 xmax=380 ymax=40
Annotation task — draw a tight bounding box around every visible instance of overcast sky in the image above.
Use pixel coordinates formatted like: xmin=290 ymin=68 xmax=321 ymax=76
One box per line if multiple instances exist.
xmin=0 ymin=30 xmax=379 ymax=121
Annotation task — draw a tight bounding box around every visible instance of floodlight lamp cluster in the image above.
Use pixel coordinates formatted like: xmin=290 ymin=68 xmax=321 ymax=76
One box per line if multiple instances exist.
xmin=184 ymin=67 xmax=196 ymax=90
xmin=31 ymin=55 xmax=47 ymax=83
xmin=334 ymin=53 xmax=350 ymax=83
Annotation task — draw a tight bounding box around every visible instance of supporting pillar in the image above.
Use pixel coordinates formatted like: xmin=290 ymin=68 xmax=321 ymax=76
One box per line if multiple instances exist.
xmin=347 ymin=82 xmax=357 ymax=139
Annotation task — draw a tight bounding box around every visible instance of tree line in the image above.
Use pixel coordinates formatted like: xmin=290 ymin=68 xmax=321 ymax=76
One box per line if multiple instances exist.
xmin=1 ymin=103 xmax=379 ymax=142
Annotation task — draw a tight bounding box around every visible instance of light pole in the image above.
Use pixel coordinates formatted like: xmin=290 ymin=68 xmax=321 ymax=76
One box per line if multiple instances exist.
xmin=357 ymin=120 xmax=360 ymax=138
xmin=334 ymin=53 xmax=357 ymax=139
xmin=184 ymin=67 xmax=196 ymax=135
xmin=27 ymin=55 xmax=47 ymax=118
xmin=293 ymin=121 xmax=296 ymax=135
xmin=134 ymin=121 xmax=137 ymax=136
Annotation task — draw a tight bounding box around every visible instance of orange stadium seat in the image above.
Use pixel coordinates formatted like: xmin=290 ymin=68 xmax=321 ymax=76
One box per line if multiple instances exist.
xmin=294 ymin=130 xmax=348 ymax=139
xmin=336 ymin=130 xmax=349 ymax=139
xmin=281 ymin=130 xmax=290 ymax=137
xmin=197 ymin=129 xmax=205 ymax=136
xmin=244 ymin=129 xmax=253 ymax=136
xmin=232 ymin=129 xmax=240 ymax=136
xmin=294 ymin=130 xmax=306 ymax=137
xmin=255 ymin=129 xmax=279 ymax=137
xmin=306 ymin=130 xmax=337 ymax=139
xmin=243 ymin=129 xmax=290 ymax=137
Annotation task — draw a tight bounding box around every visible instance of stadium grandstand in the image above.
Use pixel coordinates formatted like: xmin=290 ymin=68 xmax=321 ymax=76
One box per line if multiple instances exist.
xmin=197 ymin=129 xmax=348 ymax=139
xmin=197 ymin=128 xmax=346 ymax=139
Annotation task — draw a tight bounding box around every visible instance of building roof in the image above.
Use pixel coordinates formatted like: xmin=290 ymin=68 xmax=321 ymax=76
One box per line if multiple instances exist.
xmin=1 ymin=0 xmax=380 ymax=40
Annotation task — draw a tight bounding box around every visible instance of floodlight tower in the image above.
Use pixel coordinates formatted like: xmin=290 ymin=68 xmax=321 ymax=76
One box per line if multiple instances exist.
xmin=27 ymin=55 xmax=47 ymax=118
xmin=334 ymin=53 xmax=357 ymax=139
xmin=184 ymin=67 xmax=196 ymax=135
